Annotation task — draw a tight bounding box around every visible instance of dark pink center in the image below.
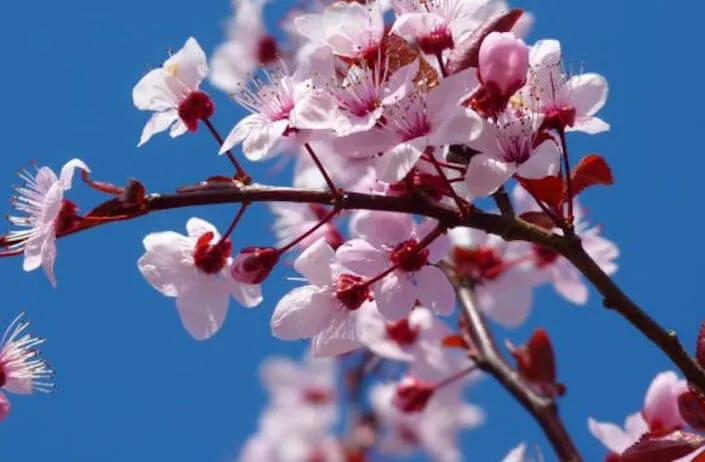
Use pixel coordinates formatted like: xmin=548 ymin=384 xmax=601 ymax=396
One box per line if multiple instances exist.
xmin=386 ymin=319 xmax=420 ymax=345
xmin=454 ymin=246 xmax=504 ymax=281
xmin=193 ymin=231 xmax=231 ymax=274
xmin=390 ymin=239 xmax=429 ymax=272
xmin=335 ymin=274 xmax=370 ymax=311
xmin=178 ymin=91 xmax=215 ymax=132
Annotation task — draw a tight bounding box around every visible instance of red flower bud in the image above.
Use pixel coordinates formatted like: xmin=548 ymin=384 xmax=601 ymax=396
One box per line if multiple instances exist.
xmin=393 ymin=377 xmax=435 ymax=413
xmin=231 ymin=247 xmax=279 ymax=284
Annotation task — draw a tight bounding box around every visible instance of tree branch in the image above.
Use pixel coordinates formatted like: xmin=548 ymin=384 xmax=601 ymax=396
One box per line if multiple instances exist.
xmin=454 ymin=281 xmax=581 ymax=462
xmin=34 ymin=181 xmax=705 ymax=393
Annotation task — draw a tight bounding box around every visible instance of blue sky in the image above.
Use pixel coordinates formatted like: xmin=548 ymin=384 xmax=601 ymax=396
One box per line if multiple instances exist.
xmin=0 ymin=0 xmax=702 ymax=460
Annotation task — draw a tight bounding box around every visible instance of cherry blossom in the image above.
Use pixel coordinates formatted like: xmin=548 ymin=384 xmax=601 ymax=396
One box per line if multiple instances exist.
xmin=210 ymin=0 xmax=277 ymax=93
xmin=295 ymin=0 xmax=385 ymax=63
xmin=0 ymin=313 xmax=55 ymax=421
xmin=268 ymin=202 xmax=343 ymax=251
xmin=336 ymin=68 xmax=483 ymax=182
xmin=523 ymin=39 xmax=609 ymax=134
xmin=371 ymin=381 xmax=484 ymax=462
xmin=513 ymin=184 xmax=619 ymax=305
xmin=270 ymin=238 xmax=373 ymax=356
xmin=337 ymin=211 xmax=454 ymax=321
xmin=501 ymin=443 xmax=533 ymax=462
xmin=137 ymin=217 xmax=262 ymax=340
xmin=478 ymin=32 xmax=530 ymax=100
xmin=133 ymin=37 xmax=212 ymax=146
xmin=449 ymin=226 xmax=540 ymax=327
xmin=5 ymin=159 xmax=89 ymax=286
xmin=464 ymin=111 xmax=561 ymax=198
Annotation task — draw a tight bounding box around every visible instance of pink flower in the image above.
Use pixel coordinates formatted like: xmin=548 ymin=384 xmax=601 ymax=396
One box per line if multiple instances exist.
xmin=260 ymin=353 xmax=337 ymax=411
xmin=293 ymin=140 xmax=376 ymax=194
xmin=336 ymin=68 xmax=483 ymax=183
xmin=337 ymin=211 xmax=454 ymax=321
xmin=270 ymin=238 xmax=372 ymax=356
xmin=133 ymin=37 xmax=212 ymax=146
xmin=210 ymin=0 xmax=277 ymax=93
xmin=220 ymin=68 xmax=329 ymax=161
xmin=502 ymin=443 xmax=533 ymax=462
xmin=478 ymin=32 xmax=530 ymax=100
xmin=371 ymin=381 xmax=484 ymax=461
xmin=0 ymin=313 xmax=55 ymax=421
xmin=6 ymin=159 xmax=90 ymax=286
xmin=523 ymin=39 xmax=609 ymax=134
xmin=268 ymin=202 xmax=344 ymax=251
xmin=464 ymin=111 xmax=561 ymax=198
xmin=295 ymin=0 xmax=385 ymax=63
xmin=448 ymin=226 xmax=540 ymax=328
xmin=391 ymin=0 xmax=500 ymax=56
xmin=137 ymin=218 xmax=262 ymax=340
xmin=512 ymin=185 xmax=619 ymax=305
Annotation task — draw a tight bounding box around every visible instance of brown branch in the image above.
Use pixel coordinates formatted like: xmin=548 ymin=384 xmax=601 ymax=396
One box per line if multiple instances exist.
xmin=39 ymin=182 xmax=705 ymax=393
xmin=453 ymin=281 xmax=581 ymax=462
xmin=492 ymin=185 xmax=515 ymax=218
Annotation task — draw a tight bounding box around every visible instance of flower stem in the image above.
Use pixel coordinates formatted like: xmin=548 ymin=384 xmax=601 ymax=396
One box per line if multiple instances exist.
xmin=558 ymin=129 xmax=575 ymax=233
xmin=304 ymin=142 xmax=339 ymax=197
xmin=277 ymin=207 xmax=341 ymax=255
xmin=202 ymin=118 xmax=250 ymax=183
xmin=217 ymin=203 xmax=249 ymax=246
xmin=426 ymin=151 xmax=469 ymax=216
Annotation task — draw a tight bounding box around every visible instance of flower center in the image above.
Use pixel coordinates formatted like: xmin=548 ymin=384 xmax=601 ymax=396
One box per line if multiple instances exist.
xmin=385 ymin=319 xmax=420 ymax=345
xmin=303 ymin=387 xmax=334 ymax=405
xmin=0 ymin=364 xmax=6 ymax=387
xmin=335 ymin=274 xmax=370 ymax=310
xmin=453 ymin=246 xmax=504 ymax=281
xmin=54 ymin=199 xmax=80 ymax=235
xmin=256 ymin=35 xmax=279 ymax=65
xmin=193 ymin=231 xmax=232 ymax=274
xmin=543 ymin=106 xmax=576 ymax=132
xmin=390 ymin=239 xmax=429 ymax=272
xmin=417 ymin=27 xmax=454 ymax=55
xmin=532 ymin=245 xmax=559 ymax=268
xmin=178 ymin=91 xmax=215 ymax=132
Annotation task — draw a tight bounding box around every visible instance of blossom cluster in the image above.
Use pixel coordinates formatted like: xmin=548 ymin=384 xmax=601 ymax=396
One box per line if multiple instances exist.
xmin=1 ymin=0 xmax=695 ymax=461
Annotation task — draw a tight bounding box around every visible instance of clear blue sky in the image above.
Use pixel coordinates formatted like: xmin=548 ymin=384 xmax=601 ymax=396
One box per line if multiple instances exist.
xmin=0 ymin=0 xmax=702 ymax=460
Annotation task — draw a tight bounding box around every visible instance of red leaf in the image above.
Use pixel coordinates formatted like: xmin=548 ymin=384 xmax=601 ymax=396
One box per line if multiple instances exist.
xmin=442 ymin=335 xmax=469 ymax=350
xmin=679 ymin=389 xmax=705 ymax=432
xmin=519 ymin=211 xmax=556 ymax=230
xmin=446 ymin=9 xmax=525 ymax=75
xmin=517 ymin=176 xmax=564 ymax=210
xmin=382 ymin=33 xmax=439 ymax=88
xmin=619 ymin=431 xmax=705 ymax=462
xmin=568 ymin=154 xmax=614 ymax=198
xmin=507 ymin=328 xmax=565 ymax=398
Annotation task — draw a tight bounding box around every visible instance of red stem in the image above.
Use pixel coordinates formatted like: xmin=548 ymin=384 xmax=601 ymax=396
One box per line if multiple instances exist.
xmin=304 ymin=143 xmax=338 ymax=196
xmin=216 ymin=203 xmax=249 ymax=246
xmin=277 ymin=207 xmax=340 ymax=255
xmin=202 ymin=118 xmax=250 ymax=182
xmin=558 ymin=128 xmax=574 ymax=232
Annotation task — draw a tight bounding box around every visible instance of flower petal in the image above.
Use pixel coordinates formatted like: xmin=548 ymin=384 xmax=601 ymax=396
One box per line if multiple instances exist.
xmin=186 ymin=217 xmax=219 ymax=240
xmin=270 ymin=285 xmax=332 ymax=340
xmin=294 ymin=238 xmax=336 ymax=286
xmin=517 ymin=140 xmax=561 ymax=179
xmin=336 ymin=238 xmax=387 ymax=277
xmin=375 ymin=142 xmax=424 ymax=183
xmin=567 ymin=72 xmax=608 ymax=118
xmin=58 ymin=159 xmax=90 ymax=191
xmin=415 ymin=266 xmax=455 ymax=316
xmin=175 ymin=275 xmax=230 ymax=340
xmin=138 ymin=110 xmax=179 ymax=147
xmin=464 ymin=153 xmax=515 ymax=198
xmin=312 ymin=308 xmax=361 ymax=357
xmin=588 ymin=417 xmax=635 ymax=454
xmin=132 ymin=69 xmax=178 ymax=111
xmin=349 ymin=209 xmax=414 ymax=246
xmin=374 ymin=272 xmax=417 ymax=321
xmin=138 ymin=231 xmax=192 ymax=297
xmin=164 ymin=37 xmax=209 ymax=90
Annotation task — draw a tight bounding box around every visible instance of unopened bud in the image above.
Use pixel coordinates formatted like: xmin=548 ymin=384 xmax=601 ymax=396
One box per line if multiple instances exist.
xmin=231 ymin=247 xmax=279 ymax=284
xmin=178 ymin=91 xmax=215 ymax=131
xmin=478 ymin=32 xmax=529 ymax=99
xmin=393 ymin=377 xmax=434 ymax=413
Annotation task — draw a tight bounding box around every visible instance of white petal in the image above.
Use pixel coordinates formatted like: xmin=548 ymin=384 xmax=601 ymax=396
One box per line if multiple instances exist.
xmin=40 ymin=231 xmax=58 ymax=287
xmin=415 ymin=266 xmax=455 ymax=316
xmin=375 ymin=142 xmax=424 ymax=183
xmin=186 ymin=217 xmax=219 ymax=240
xmin=416 ymin=219 xmax=449 ymax=263
xmin=169 ymin=119 xmax=188 ymax=138
xmin=138 ymin=231 xmax=192 ymax=297
xmin=464 ymin=154 xmax=515 ymax=198
xmin=58 ymin=159 xmax=90 ymax=190
xmin=228 ymin=280 xmax=263 ymax=308
xmin=587 ymin=417 xmax=635 ymax=453
xmin=570 ymin=116 xmax=610 ymax=135
xmin=517 ymin=140 xmax=561 ymax=179
xmin=294 ymin=238 xmax=336 ymax=286
xmin=552 ymin=263 xmax=588 ymax=305
xmin=381 ymin=59 xmax=419 ymax=106
xmin=312 ymin=309 xmax=361 ymax=356
xmin=291 ymin=92 xmax=337 ymax=130
xmin=219 ymin=114 xmax=266 ymax=154
xmin=270 ymin=286 xmax=332 ymax=340
xmin=132 ymin=68 xmax=178 ymax=111
xmin=175 ymin=276 xmax=230 ymax=340
xmin=336 ymin=239 xmax=388 ymax=277
xmin=529 ymin=39 xmax=561 ymax=67
xmin=242 ymin=119 xmax=289 ymax=161
xmin=567 ymin=73 xmax=608 ymax=118
xmin=164 ymin=37 xmax=209 ymax=90
xmin=138 ymin=110 xmax=179 ymax=147
xmin=476 ymin=272 xmax=534 ymax=328
xmin=349 ymin=209 xmax=414 ymax=246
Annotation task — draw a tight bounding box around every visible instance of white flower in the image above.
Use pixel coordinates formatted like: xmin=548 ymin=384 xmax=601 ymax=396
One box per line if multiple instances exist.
xmin=137 ymin=218 xmax=262 ymax=340
xmin=6 ymin=159 xmax=89 ymax=286
xmin=133 ymin=37 xmax=211 ymax=146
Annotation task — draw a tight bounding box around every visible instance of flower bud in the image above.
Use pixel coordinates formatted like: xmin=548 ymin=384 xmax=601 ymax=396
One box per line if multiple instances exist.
xmin=478 ymin=32 xmax=529 ymax=99
xmin=393 ymin=377 xmax=434 ymax=413
xmin=231 ymin=247 xmax=280 ymax=284
xmin=178 ymin=91 xmax=215 ymax=131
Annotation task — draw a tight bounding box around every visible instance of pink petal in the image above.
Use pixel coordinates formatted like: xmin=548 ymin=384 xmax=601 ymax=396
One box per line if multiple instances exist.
xmin=644 ymin=371 xmax=689 ymax=431
xmin=175 ymin=275 xmax=230 ymax=340
xmin=381 ymin=59 xmax=419 ymax=106
xmin=164 ymin=37 xmax=209 ymax=90
xmin=58 ymin=159 xmax=90 ymax=190
xmin=517 ymin=140 xmax=561 ymax=179
xmin=350 ymin=210 xmax=414 ymax=247
xmin=242 ymin=119 xmax=289 ymax=162
xmin=336 ymin=238 xmax=388 ymax=277
xmin=529 ymin=39 xmax=561 ymax=67
xmin=464 ymin=153 xmax=514 ymax=198
xmin=588 ymin=417 xmax=635 ymax=454
xmin=551 ymin=262 xmax=588 ymax=305
xmin=186 ymin=217 xmax=219 ymax=240
xmin=584 ymin=233 xmax=619 ymax=276
xmin=40 ymin=231 xmax=57 ymax=287
xmin=292 ymin=91 xmax=337 ymax=130
xmin=270 ymin=286 xmax=332 ymax=340
xmin=132 ymin=68 xmax=178 ymax=112
xmin=375 ymin=142 xmax=424 ymax=183
xmin=294 ymin=239 xmax=336 ymax=286
xmin=0 ymin=392 xmax=9 ymax=422
xmin=138 ymin=110 xmax=178 ymax=146
xmin=374 ymin=272 xmax=417 ymax=321
xmin=138 ymin=231 xmax=192 ymax=297
xmin=3 ymin=376 xmax=33 ymax=395
xmin=228 ymin=280 xmax=263 ymax=308
xmin=415 ymin=266 xmax=455 ymax=316
xmin=476 ymin=271 xmax=534 ymax=328
xmin=570 ymin=116 xmax=610 ymax=134
xmin=416 ymin=219 xmax=449 ymax=263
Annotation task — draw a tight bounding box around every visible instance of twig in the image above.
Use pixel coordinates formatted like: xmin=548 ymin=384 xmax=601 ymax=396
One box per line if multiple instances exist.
xmin=453 ymin=279 xmax=581 ymax=462
xmin=492 ymin=185 xmax=514 ymax=218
